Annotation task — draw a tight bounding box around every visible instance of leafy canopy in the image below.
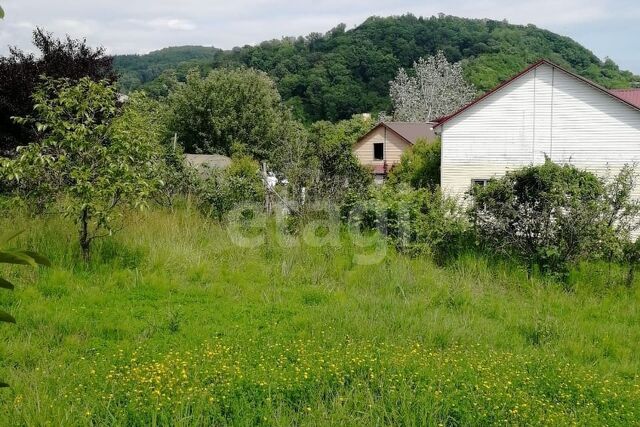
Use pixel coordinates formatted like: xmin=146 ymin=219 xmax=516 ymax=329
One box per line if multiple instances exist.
xmin=0 ymin=28 xmax=115 ymax=154
xmin=3 ymin=78 xmax=163 ymax=260
xmin=388 ymin=138 xmax=441 ymax=189
xmin=167 ymin=68 xmax=297 ymax=159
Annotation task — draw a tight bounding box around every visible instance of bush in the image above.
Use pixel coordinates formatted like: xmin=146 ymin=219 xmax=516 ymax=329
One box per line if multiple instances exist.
xmin=343 ymin=184 xmax=469 ymax=262
xmin=196 ymin=155 xmax=265 ymax=220
xmin=387 ymin=138 xmax=441 ymax=189
xmin=469 ymin=160 xmax=636 ymax=276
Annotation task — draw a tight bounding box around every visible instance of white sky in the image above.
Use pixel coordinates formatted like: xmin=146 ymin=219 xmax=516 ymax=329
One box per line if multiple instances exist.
xmin=1 ymin=0 xmax=638 ymax=73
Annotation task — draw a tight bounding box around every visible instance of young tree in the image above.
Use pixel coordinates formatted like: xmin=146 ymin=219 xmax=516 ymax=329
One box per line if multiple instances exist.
xmin=167 ymin=68 xmax=297 ymax=159
xmin=3 ymin=78 xmax=163 ymax=261
xmin=0 ymin=28 xmax=115 ymax=154
xmin=388 ymin=51 xmax=476 ymax=122
xmin=273 ymin=116 xmax=373 ymax=206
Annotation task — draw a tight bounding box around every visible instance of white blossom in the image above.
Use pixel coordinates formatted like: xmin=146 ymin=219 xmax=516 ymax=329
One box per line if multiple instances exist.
xmin=389 ymin=51 xmax=476 ymax=122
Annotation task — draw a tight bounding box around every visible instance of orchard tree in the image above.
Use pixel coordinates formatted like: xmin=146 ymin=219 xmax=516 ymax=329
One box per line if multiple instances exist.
xmin=4 ymin=78 xmax=163 ymax=261
xmin=389 ymin=51 xmax=476 ymax=122
xmin=0 ymin=28 xmax=115 ymax=154
xmin=167 ymin=68 xmax=297 ymax=159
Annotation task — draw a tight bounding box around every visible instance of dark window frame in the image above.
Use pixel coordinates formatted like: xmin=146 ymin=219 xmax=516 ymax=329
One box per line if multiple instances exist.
xmin=373 ymin=143 xmax=384 ymax=160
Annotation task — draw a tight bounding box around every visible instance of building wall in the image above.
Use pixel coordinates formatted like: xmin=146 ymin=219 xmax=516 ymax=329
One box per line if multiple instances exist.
xmin=440 ymin=63 xmax=640 ymax=200
xmin=353 ymin=126 xmax=412 ymax=169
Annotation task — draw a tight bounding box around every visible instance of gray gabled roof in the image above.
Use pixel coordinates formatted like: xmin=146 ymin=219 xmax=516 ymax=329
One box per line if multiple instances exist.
xmin=383 ymin=122 xmax=437 ymax=144
xmin=358 ymin=121 xmax=437 ymax=146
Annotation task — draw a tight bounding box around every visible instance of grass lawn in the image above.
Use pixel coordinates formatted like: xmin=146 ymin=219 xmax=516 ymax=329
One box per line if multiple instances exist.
xmin=0 ymin=208 xmax=639 ymax=425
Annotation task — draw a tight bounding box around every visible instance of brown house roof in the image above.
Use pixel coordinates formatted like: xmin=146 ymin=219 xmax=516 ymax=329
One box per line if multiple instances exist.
xmin=358 ymin=121 xmax=437 ymax=146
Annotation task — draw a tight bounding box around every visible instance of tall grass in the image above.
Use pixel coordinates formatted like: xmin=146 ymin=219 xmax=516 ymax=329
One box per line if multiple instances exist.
xmin=0 ymin=207 xmax=639 ymax=425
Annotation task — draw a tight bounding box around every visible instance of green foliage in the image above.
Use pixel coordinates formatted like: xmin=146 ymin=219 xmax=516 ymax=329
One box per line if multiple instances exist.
xmin=388 ymin=138 xmax=441 ymax=189
xmin=344 ymin=184 xmax=468 ymax=262
xmin=2 ymin=78 xmax=163 ymax=260
xmin=270 ymin=116 xmax=373 ymax=207
xmin=306 ymin=117 xmax=373 ymax=201
xmin=114 ymin=15 xmax=640 ymax=122
xmin=0 ymin=230 xmax=49 ymax=387
xmin=196 ymin=155 xmax=265 ymax=220
xmin=114 ymin=46 xmax=219 ymax=93
xmin=469 ymin=161 xmax=636 ymax=275
xmin=0 ymin=28 xmax=115 ymax=154
xmin=167 ymin=68 xmax=297 ymax=159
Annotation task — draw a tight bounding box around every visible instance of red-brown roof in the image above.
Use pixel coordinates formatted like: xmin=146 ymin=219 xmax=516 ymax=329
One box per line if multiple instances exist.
xmin=610 ymin=89 xmax=640 ymax=108
xmin=434 ymin=59 xmax=640 ymax=127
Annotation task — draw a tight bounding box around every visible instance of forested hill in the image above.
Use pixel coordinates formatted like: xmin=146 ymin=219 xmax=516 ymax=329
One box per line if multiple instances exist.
xmin=114 ymin=14 xmax=640 ymax=122
xmin=115 ymin=46 xmax=220 ymax=91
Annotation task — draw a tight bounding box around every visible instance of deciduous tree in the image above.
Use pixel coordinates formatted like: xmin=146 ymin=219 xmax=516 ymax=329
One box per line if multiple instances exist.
xmin=3 ymin=78 xmax=162 ymax=260
xmin=0 ymin=28 xmax=115 ymax=154
xmin=167 ymin=68 xmax=297 ymax=159
xmin=388 ymin=51 xmax=476 ymax=122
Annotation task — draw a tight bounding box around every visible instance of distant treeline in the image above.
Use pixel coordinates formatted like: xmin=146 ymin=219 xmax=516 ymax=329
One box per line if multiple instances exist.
xmin=114 ymin=14 xmax=640 ymax=123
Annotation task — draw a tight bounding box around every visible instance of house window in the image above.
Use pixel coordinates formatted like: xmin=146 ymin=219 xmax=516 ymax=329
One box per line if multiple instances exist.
xmin=472 ymin=179 xmax=489 ymax=188
xmin=373 ymin=143 xmax=384 ymax=160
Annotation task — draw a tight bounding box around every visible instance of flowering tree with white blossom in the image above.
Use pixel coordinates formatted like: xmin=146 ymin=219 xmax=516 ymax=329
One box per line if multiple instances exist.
xmin=388 ymin=51 xmax=476 ymax=122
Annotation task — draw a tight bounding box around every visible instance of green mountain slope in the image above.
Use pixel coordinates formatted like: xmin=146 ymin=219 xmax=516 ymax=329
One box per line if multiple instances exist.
xmin=114 ymin=46 xmax=220 ymax=92
xmin=114 ymin=15 xmax=640 ymax=122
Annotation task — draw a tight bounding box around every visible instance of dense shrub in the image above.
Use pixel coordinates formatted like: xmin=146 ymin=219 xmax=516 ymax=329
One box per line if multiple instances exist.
xmin=387 ymin=138 xmax=441 ymax=189
xmin=343 ymin=184 xmax=469 ymax=262
xmin=196 ymin=155 xmax=265 ymax=220
xmin=271 ymin=116 xmax=373 ymax=208
xmin=469 ymin=161 xmax=639 ymax=276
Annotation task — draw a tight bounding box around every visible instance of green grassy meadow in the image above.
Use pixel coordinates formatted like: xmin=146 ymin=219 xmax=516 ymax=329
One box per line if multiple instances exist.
xmin=1 ymin=208 xmax=639 ymax=425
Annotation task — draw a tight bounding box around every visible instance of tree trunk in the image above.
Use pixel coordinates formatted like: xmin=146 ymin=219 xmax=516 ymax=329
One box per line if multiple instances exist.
xmin=79 ymin=206 xmax=90 ymax=263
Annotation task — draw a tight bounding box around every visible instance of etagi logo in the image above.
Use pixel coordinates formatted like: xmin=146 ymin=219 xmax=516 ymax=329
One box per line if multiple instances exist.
xmin=224 ymin=201 xmax=401 ymax=265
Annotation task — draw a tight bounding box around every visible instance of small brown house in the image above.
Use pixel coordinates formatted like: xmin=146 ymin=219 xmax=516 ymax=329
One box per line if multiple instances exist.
xmin=353 ymin=122 xmax=437 ymax=182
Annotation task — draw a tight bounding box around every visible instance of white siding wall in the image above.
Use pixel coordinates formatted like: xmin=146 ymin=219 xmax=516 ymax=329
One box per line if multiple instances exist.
xmin=441 ymin=63 xmax=640 ymax=200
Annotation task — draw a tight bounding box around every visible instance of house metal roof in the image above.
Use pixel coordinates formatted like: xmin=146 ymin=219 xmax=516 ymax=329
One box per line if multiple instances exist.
xmin=610 ymin=89 xmax=640 ymax=108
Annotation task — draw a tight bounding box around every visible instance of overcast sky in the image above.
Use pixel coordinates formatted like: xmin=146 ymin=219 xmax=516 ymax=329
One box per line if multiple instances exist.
xmin=1 ymin=0 xmax=638 ymax=73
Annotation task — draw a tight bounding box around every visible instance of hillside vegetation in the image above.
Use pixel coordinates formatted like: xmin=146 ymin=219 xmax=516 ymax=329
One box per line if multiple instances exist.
xmin=0 ymin=208 xmax=639 ymax=425
xmin=114 ymin=14 xmax=640 ymax=122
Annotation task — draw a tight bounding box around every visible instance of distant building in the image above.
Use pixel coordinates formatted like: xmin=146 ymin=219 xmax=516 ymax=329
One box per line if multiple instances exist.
xmin=353 ymin=122 xmax=437 ymax=183
xmin=434 ymin=59 xmax=640 ymax=200
xmin=184 ymin=154 xmax=231 ymax=173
